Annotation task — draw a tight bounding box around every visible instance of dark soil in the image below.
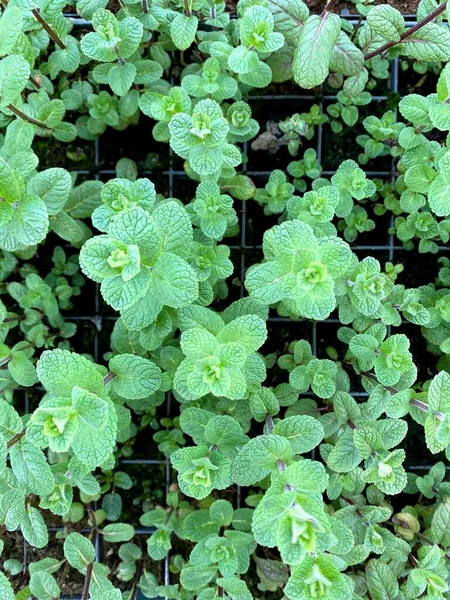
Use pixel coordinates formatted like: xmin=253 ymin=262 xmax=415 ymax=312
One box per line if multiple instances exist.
xmin=207 ymin=0 xmax=420 ymax=15
xmin=66 ymin=0 xmax=420 ymax=16
xmin=2 ymin=532 xmax=85 ymax=596
xmin=374 ymin=0 xmax=419 ymax=13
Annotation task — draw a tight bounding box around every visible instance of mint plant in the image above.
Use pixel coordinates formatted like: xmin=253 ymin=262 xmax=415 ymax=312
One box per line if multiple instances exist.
xmin=1 ymin=0 xmax=450 ymax=597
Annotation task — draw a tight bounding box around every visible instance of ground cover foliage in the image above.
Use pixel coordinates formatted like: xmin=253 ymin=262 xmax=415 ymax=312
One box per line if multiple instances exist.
xmin=2 ymin=0 xmax=450 ymax=598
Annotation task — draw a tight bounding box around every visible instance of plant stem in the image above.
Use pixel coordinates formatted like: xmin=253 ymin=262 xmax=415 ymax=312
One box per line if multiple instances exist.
xmin=164 ymin=507 xmax=175 ymax=525
xmin=31 ymin=8 xmax=66 ymax=49
xmin=113 ymin=45 xmax=125 ymax=66
xmin=343 ymin=496 xmax=364 ymax=518
xmin=28 ymin=75 xmax=43 ymax=90
xmin=323 ymin=0 xmax=339 ymax=14
xmin=361 ymin=370 xmax=445 ymax=422
xmin=7 ymin=430 xmax=25 ymax=449
xmin=410 ymin=397 xmax=445 ymax=422
xmin=7 ymin=104 xmax=50 ymax=130
xmin=142 ymin=0 xmax=148 ymax=13
xmin=265 ymin=414 xmax=274 ymax=434
xmin=264 ymin=415 xmax=293 ymax=489
xmin=350 ymin=12 xmax=364 ymax=42
xmin=130 ymin=560 xmax=144 ymax=600
xmin=103 ymin=371 xmax=117 ymax=385
xmin=3 ymin=315 xmax=25 ymax=323
xmin=0 ymin=355 xmax=12 ymax=368
xmin=364 ymin=2 xmax=447 ymax=60
xmin=81 ymin=562 xmax=93 ymax=600
xmin=183 ymin=0 xmax=192 ymax=17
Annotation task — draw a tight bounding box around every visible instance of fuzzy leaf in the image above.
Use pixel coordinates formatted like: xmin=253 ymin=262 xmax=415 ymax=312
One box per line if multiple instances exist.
xmin=293 ymin=14 xmax=341 ymax=88
xmin=171 ymin=14 xmax=198 ymax=51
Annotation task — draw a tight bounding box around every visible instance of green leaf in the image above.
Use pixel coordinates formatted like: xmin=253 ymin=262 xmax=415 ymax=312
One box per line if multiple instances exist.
xmin=293 ymin=14 xmax=341 ymax=88
xmin=398 ymin=94 xmax=432 ymax=128
xmin=329 ymin=31 xmax=364 ymax=77
xmin=9 ymin=439 xmax=55 ymax=496
xmin=37 ymin=349 xmax=104 ymax=396
xmin=103 ymin=523 xmax=135 ymax=542
xmin=367 ymin=5 xmax=405 ymax=42
xmin=403 ymin=23 xmax=450 ymax=62
xmin=428 ymin=176 xmax=450 ymax=216
xmin=280 ymin=459 xmax=329 ymax=494
xmin=8 ymin=351 xmax=38 ymax=387
xmin=64 ymin=532 xmax=95 ymax=573
xmin=0 ymin=157 xmax=23 ymax=203
xmin=0 ymin=399 xmax=22 ymax=441
xmin=76 ymin=0 xmax=108 ymax=19
xmin=171 ymin=14 xmax=198 ymax=51
xmin=217 ymin=576 xmax=252 ymax=600
xmin=29 ymin=571 xmax=60 ymax=600
xmin=0 ymin=6 xmax=23 ymax=57
xmin=109 ymin=354 xmax=161 ymax=399
xmin=210 ymin=500 xmax=234 ymax=526
xmin=430 ymin=498 xmax=450 ymax=547
xmin=66 ymin=180 xmax=103 ymax=219
xmin=204 ymin=416 xmax=247 ymax=455
xmin=108 ymin=63 xmax=136 ymax=96
xmin=183 ymin=509 xmax=220 ymax=541
xmin=117 ymin=17 xmax=143 ymax=58
xmin=216 ymin=314 xmax=267 ymax=353
xmin=0 ymin=55 xmax=30 ymax=107
xmin=0 ymin=573 xmax=15 ymax=600
xmin=366 ymin=559 xmax=399 ymax=600
xmin=286 ymin=555 xmax=352 ymax=600
xmin=220 ymin=175 xmax=256 ymax=200
xmin=72 ymin=391 xmax=117 ymax=468
xmin=180 ymin=566 xmax=216 ymax=591
xmin=102 ymin=492 xmax=122 ymax=521
xmin=249 ymin=387 xmax=280 ymax=421
xmin=427 ymin=370 xmax=450 ymax=413
xmin=232 ymin=435 xmax=293 ymax=485
xmin=267 ymin=0 xmax=309 ymax=43
xmin=21 ymin=508 xmax=48 ymax=549
xmin=27 ymin=168 xmax=72 ymax=216
xmin=49 ymin=210 xmax=85 ymax=245
xmin=272 ymin=415 xmax=324 ymax=454
xmin=327 ymin=430 xmax=362 ymax=473
xmin=0 ymin=196 xmax=48 ymax=252
xmin=152 ymin=253 xmax=198 ymax=308
xmin=152 ymin=200 xmax=193 ymax=256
